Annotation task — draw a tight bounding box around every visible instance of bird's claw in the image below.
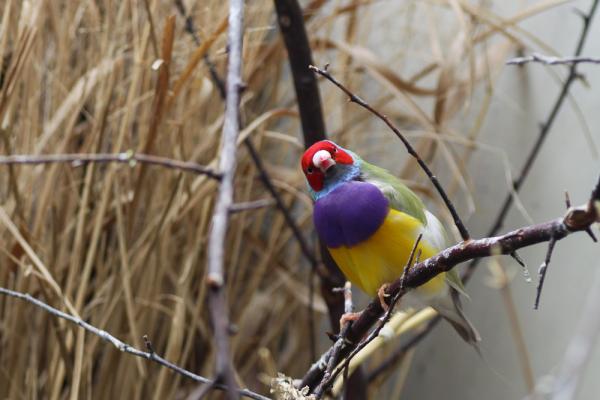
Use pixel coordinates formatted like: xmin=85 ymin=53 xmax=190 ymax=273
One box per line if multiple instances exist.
xmin=339 ymin=311 xmax=363 ymax=330
xmin=377 ymin=283 xmax=391 ymax=312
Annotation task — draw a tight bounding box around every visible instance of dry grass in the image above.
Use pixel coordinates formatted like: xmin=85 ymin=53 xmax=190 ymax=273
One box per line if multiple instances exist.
xmin=0 ymin=0 xmax=570 ymax=398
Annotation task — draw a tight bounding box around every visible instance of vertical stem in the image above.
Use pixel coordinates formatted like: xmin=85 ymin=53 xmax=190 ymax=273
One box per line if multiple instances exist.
xmin=206 ymin=0 xmax=245 ymax=398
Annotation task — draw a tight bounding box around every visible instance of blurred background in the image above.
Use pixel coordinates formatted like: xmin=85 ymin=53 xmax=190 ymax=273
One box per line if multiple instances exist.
xmin=0 ymin=0 xmax=599 ymax=399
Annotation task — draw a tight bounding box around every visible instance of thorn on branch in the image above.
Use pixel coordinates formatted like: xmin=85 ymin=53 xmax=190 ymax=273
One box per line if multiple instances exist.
xmin=535 ymin=236 xmax=558 ymax=310
xmin=143 ymin=334 xmax=155 ymax=355
xmin=565 ymin=191 xmax=572 ymax=208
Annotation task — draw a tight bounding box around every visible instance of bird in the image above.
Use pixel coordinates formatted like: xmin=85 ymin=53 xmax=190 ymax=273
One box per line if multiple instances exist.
xmin=301 ymin=139 xmax=480 ymax=344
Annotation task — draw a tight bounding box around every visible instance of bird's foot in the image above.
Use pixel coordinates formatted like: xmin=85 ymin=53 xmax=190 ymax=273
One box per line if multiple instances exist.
xmin=339 ymin=311 xmax=363 ymax=330
xmin=377 ymin=283 xmax=391 ymax=312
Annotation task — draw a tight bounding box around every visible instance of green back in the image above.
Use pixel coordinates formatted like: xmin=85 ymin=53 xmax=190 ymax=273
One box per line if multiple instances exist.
xmin=360 ymin=160 xmax=427 ymax=225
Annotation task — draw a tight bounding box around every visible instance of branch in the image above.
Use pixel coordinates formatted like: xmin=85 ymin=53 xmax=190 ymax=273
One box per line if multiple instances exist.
xmin=0 ymin=287 xmax=270 ymax=400
xmin=0 ymin=152 xmax=221 ymax=180
xmin=507 ymin=53 xmax=600 ymax=66
xmin=300 ymin=176 xmax=600 ymax=392
xmin=205 ymin=0 xmax=245 ymax=397
xmin=309 ymin=65 xmax=471 ymax=241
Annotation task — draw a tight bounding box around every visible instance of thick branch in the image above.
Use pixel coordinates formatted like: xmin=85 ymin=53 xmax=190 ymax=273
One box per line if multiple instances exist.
xmin=205 ymin=0 xmax=245 ymax=397
xmin=0 ymin=287 xmax=270 ymax=400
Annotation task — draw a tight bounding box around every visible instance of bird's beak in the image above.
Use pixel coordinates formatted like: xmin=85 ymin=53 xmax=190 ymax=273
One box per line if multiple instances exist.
xmin=312 ymin=149 xmax=336 ymax=173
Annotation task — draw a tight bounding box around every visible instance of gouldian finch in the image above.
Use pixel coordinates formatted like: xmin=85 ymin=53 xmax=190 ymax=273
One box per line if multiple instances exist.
xmin=301 ymin=140 xmax=480 ymax=344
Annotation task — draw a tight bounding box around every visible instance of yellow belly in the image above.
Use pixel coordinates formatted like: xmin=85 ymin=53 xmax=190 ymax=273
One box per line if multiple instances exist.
xmin=328 ymin=208 xmax=446 ymax=297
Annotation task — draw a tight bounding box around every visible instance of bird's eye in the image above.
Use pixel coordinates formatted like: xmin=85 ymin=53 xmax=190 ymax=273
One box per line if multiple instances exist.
xmin=332 ymin=147 xmax=337 ymax=153
xmin=307 ymin=166 xmax=314 ymax=174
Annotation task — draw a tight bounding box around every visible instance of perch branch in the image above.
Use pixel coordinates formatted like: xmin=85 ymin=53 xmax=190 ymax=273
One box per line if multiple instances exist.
xmin=0 ymin=287 xmax=270 ymax=400
xmin=507 ymin=53 xmax=600 ymax=66
xmin=309 ymin=65 xmax=470 ymax=241
xmin=205 ymin=0 xmax=245 ymax=397
xmin=0 ymin=152 xmax=221 ymax=180
xmin=301 ymin=176 xmax=600 ymax=392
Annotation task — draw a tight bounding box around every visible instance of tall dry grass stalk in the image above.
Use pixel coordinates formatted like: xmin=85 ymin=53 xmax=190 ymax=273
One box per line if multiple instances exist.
xmin=0 ymin=0 xmax=566 ymax=398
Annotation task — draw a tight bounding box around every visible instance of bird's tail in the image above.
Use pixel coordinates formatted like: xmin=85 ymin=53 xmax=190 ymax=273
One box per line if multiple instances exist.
xmin=431 ymin=290 xmax=480 ymax=345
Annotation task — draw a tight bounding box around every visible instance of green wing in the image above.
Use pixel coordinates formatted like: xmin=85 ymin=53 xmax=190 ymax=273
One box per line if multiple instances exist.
xmin=359 ymin=160 xmax=427 ymax=225
xmin=359 ymin=159 xmax=470 ymax=298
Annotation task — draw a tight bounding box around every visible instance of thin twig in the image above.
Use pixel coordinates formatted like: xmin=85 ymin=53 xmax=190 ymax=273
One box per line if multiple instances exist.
xmin=243 ymin=140 xmax=318 ymax=267
xmin=205 ymin=0 xmax=245 ymax=397
xmin=309 ymin=65 xmax=470 ymax=241
xmin=0 ymin=287 xmax=270 ymax=400
xmin=173 ymin=0 xmax=227 ymax=98
xmin=0 ymin=152 xmax=221 ymax=180
xmin=507 ymin=53 xmax=600 ymax=66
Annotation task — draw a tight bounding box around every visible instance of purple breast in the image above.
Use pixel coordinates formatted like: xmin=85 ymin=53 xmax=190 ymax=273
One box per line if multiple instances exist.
xmin=313 ymin=181 xmax=389 ymax=248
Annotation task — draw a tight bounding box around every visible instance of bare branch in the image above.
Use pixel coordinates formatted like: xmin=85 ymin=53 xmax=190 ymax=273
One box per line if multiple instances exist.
xmin=507 ymin=53 xmax=600 ymax=66
xmin=0 ymin=287 xmax=270 ymax=400
xmin=205 ymin=0 xmax=245 ymax=397
xmin=0 ymin=152 xmax=221 ymax=180
xmin=309 ymin=65 xmax=471 ymax=241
